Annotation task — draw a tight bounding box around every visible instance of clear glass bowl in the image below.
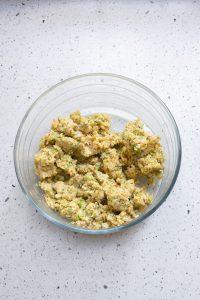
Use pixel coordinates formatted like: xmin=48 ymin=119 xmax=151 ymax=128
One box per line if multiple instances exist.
xmin=14 ymin=74 xmax=181 ymax=235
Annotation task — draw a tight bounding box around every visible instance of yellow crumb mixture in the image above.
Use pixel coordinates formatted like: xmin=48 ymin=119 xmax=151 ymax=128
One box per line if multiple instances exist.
xmin=34 ymin=111 xmax=164 ymax=229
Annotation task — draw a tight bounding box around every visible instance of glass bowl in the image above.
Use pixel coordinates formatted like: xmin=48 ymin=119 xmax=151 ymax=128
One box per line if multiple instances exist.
xmin=14 ymin=73 xmax=181 ymax=235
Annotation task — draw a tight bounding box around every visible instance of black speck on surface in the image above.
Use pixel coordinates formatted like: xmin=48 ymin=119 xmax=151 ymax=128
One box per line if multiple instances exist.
xmin=22 ymin=2 xmax=25 ymax=5
xmin=103 ymin=285 xmax=108 ymax=289
xmin=187 ymin=210 xmax=190 ymax=214
xmin=174 ymin=18 xmax=176 ymax=22
xmin=117 ymin=243 xmax=120 ymax=247
xmin=16 ymin=12 xmax=20 ymax=16
xmin=5 ymin=197 xmax=9 ymax=202
xmin=57 ymin=286 xmax=60 ymax=289
xmin=12 ymin=184 xmax=15 ymax=188
xmin=42 ymin=20 xmax=45 ymax=23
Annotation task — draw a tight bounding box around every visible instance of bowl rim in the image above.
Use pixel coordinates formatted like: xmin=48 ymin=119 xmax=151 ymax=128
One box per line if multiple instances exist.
xmin=14 ymin=73 xmax=182 ymax=235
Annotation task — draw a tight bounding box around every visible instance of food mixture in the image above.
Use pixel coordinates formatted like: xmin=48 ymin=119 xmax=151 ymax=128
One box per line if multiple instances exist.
xmin=34 ymin=111 xmax=164 ymax=229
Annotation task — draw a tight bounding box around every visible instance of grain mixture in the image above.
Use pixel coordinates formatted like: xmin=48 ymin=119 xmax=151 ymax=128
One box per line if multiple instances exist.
xmin=35 ymin=111 xmax=164 ymax=229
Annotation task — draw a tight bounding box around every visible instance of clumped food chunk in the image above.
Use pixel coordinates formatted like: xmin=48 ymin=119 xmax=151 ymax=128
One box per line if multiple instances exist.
xmin=56 ymin=136 xmax=78 ymax=154
xmin=101 ymin=148 xmax=124 ymax=181
xmin=35 ymin=146 xmax=62 ymax=179
xmin=56 ymin=155 xmax=77 ymax=176
xmin=133 ymin=187 xmax=152 ymax=210
xmin=104 ymin=183 xmax=133 ymax=212
xmin=123 ymin=119 xmax=164 ymax=183
xmin=123 ymin=119 xmax=148 ymax=153
xmin=76 ymin=132 xmax=121 ymax=158
xmin=34 ymin=111 xmax=164 ymax=229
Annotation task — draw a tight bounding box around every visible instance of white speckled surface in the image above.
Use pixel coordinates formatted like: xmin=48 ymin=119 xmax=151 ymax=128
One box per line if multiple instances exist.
xmin=0 ymin=1 xmax=200 ymax=299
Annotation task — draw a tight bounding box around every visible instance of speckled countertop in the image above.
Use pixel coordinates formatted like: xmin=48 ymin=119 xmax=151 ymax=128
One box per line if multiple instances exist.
xmin=1 ymin=1 xmax=200 ymax=299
